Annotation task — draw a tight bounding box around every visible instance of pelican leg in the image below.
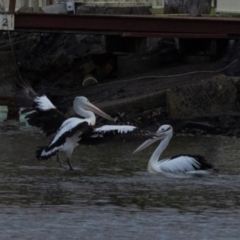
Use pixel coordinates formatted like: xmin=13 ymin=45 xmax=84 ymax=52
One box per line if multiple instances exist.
xmin=56 ymin=154 xmax=64 ymax=168
xmin=66 ymin=158 xmax=74 ymax=171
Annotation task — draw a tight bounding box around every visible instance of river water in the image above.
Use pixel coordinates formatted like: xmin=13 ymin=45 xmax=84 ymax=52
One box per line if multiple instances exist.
xmin=0 ymin=130 xmax=240 ymax=239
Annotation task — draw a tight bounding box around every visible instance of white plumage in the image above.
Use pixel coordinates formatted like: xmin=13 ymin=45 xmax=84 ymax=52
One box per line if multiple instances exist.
xmin=93 ymin=125 xmax=137 ymax=134
xmin=34 ymin=95 xmax=56 ymax=111
xmin=50 ymin=118 xmax=88 ymax=146
xmin=133 ymin=124 xmax=215 ymax=177
xmin=149 ymin=156 xmax=201 ymax=174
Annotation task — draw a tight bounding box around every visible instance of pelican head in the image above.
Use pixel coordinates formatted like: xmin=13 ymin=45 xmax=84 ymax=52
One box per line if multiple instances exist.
xmin=73 ymin=96 xmax=115 ymax=122
xmin=156 ymin=124 xmax=173 ymax=137
xmin=133 ymin=124 xmax=173 ymax=154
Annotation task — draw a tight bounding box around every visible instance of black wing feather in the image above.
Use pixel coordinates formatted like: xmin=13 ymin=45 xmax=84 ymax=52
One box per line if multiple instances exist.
xmin=80 ymin=126 xmax=156 ymax=145
xmin=36 ymin=121 xmax=90 ymax=160
xmin=15 ymin=79 xmax=66 ymax=136
xmin=170 ymin=154 xmax=214 ymax=170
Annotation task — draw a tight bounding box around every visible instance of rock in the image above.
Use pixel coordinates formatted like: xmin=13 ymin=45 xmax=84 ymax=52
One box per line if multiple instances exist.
xmin=52 ymin=51 xmax=69 ymax=69
xmin=166 ymin=74 xmax=238 ymax=118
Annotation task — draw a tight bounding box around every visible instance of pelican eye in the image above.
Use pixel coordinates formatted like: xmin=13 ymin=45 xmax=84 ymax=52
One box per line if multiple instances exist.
xmin=161 ymin=127 xmax=171 ymax=132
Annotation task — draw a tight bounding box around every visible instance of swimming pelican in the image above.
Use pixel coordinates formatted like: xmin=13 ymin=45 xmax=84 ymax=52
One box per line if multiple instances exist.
xmin=133 ymin=124 xmax=215 ymax=177
xmin=15 ymin=82 xmax=115 ymax=170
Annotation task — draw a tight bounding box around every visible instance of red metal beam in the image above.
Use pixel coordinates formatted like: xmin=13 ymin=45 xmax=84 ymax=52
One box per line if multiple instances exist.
xmin=122 ymin=32 xmax=228 ymax=39
xmin=14 ymin=13 xmax=240 ymax=38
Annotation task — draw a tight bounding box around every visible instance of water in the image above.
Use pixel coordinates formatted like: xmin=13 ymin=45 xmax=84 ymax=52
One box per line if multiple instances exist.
xmin=1 ymin=131 xmax=240 ymax=239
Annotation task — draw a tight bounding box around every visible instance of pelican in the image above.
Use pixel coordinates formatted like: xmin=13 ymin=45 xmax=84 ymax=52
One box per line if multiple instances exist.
xmin=15 ymin=81 xmax=158 ymax=170
xmin=15 ymin=82 xmax=115 ymax=170
xmin=133 ymin=124 xmax=215 ymax=177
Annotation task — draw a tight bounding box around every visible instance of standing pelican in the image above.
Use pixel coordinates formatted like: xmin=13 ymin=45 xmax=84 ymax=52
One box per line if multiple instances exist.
xmin=15 ymin=82 xmax=115 ymax=170
xmin=133 ymin=124 xmax=215 ymax=177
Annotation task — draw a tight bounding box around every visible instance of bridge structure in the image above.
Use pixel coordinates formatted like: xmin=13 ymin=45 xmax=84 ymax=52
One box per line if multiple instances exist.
xmin=11 ymin=13 xmax=240 ymax=39
xmin=0 ymin=0 xmax=239 ymax=39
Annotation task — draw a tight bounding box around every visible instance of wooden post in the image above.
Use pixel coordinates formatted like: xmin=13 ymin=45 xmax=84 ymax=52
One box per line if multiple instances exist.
xmin=135 ymin=38 xmax=147 ymax=54
xmin=9 ymin=0 xmax=16 ymax=13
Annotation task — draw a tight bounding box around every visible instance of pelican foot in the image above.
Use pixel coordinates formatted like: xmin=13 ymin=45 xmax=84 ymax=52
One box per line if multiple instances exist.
xmin=56 ymin=154 xmax=64 ymax=168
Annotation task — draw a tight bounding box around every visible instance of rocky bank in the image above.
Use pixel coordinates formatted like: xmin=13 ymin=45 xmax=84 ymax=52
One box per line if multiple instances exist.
xmin=0 ymin=32 xmax=240 ymax=136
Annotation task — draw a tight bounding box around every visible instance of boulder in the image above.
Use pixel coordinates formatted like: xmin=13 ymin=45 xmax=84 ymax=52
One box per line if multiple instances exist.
xmin=166 ymin=74 xmax=238 ymax=118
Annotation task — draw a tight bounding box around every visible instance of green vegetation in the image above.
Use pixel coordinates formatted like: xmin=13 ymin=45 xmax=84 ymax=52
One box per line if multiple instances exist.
xmin=210 ymin=7 xmax=216 ymax=15
xmin=151 ymin=7 xmax=164 ymax=15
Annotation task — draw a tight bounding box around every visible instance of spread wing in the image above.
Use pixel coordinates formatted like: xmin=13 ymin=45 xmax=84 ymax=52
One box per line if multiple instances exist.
xmin=80 ymin=125 xmax=156 ymax=145
xmin=14 ymin=80 xmax=66 ymax=136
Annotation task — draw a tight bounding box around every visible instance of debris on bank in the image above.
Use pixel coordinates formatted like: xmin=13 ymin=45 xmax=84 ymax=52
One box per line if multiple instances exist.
xmin=1 ymin=73 xmax=240 ymax=138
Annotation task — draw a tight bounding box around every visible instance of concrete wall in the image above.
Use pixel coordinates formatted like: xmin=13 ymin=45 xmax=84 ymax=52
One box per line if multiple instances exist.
xmin=217 ymin=0 xmax=240 ymax=13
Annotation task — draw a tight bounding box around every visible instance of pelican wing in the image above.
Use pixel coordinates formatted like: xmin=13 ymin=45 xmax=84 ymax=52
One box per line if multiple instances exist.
xmin=80 ymin=125 xmax=156 ymax=145
xmin=36 ymin=118 xmax=89 ymax=160
xmin=159 ymin=155 xmax=206 ymax=173
xmin=15 ymin=80 xmax=66 ymax=136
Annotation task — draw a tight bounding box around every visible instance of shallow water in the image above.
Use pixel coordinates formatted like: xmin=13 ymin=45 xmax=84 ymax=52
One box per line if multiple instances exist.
xmin=1 ymin=131 xmax=240 ymax=239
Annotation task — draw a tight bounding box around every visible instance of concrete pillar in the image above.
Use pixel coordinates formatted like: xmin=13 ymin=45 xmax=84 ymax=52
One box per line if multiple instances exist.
xmin=32 ymin=0 xmax=39 ymax=12
xmin=39 ymin=0 xmax=47 ymax=7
